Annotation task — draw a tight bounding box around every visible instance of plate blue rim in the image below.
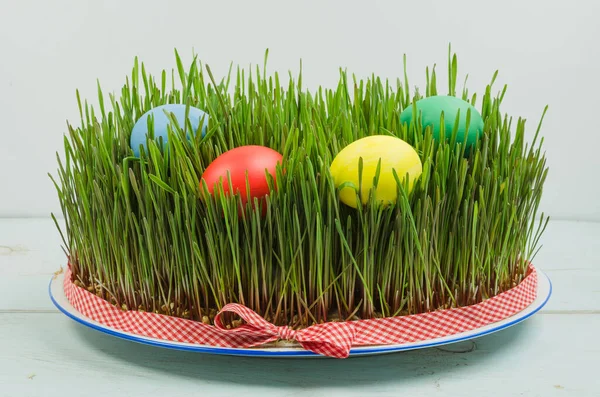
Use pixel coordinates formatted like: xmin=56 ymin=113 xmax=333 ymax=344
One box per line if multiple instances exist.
xmin=49 ymin=270 xmax=552 ymax=357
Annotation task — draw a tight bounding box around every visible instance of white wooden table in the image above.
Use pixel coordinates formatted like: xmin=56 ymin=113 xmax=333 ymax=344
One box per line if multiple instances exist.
xmin=0 ymin=218 xmax=598 ymax=396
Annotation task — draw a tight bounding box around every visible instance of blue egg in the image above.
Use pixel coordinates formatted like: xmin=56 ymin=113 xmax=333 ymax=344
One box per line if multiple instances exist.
xmin=129 ymin=104 xmax=209 ymax=157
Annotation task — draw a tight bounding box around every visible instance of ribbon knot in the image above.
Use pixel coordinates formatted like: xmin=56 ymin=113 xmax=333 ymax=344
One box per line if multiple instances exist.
xmin=214 ymin=303 xmax=356 ymax=358
xmin=277 ymin=326 xmax=298 ymax=341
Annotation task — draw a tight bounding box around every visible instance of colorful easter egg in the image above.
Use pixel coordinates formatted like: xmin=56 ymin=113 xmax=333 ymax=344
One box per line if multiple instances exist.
xmin=201 ymin=145 xmax=283 ymax=210
xmin=330 ymin=135 xmax=422 ymax=208
xmin=399 ymin=95 xmax=484 ymax=149
xmin=130 ymin=104 xmax=209 ymax=157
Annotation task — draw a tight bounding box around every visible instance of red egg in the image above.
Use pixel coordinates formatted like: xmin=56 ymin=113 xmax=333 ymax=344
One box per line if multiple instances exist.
xmin=201 ymin=145 xmax=283 ymax=212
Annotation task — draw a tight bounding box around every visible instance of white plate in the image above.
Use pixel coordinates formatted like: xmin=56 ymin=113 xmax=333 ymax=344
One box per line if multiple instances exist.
xmin=49 ymin=270 xmax=551 ymax=358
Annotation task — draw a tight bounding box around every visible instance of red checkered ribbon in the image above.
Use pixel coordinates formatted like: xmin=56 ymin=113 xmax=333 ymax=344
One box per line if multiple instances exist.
xmin=63 ymin=264 xmax=537 ymax=358
xmin=214 ymin=303 xmax=356 ymax=358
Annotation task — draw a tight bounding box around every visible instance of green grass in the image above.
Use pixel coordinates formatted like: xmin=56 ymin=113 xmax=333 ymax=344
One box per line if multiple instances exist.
xmin=51 ymin=47 xmax=549 ymax=327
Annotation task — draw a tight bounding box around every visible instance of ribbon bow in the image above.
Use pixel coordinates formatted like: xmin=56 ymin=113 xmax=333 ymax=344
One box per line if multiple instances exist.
xmin=214 ymin=303 xmax=356 ymax=358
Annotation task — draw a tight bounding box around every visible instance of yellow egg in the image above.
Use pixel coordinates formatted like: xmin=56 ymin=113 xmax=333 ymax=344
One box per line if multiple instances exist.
xmin=330 ymin=135 xmax=422 ymax=208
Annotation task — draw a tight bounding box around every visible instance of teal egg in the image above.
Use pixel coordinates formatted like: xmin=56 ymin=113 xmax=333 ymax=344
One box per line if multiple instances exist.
xmin=130 ymin=104 xmax=209 ymax=157
xmin=399 ymin=96 xmax=484 ymax=149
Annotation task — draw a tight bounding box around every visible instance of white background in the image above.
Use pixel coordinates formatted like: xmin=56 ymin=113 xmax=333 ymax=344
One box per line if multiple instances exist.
xmin=0 ymin=0 xmax=598 ymax=221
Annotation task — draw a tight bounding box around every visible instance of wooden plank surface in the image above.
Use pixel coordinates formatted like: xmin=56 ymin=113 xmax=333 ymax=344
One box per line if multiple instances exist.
xmin=1 ymin=313 xmax=597 ymax=397
xmin=0 ymin=218 xmax=598 ymax=396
